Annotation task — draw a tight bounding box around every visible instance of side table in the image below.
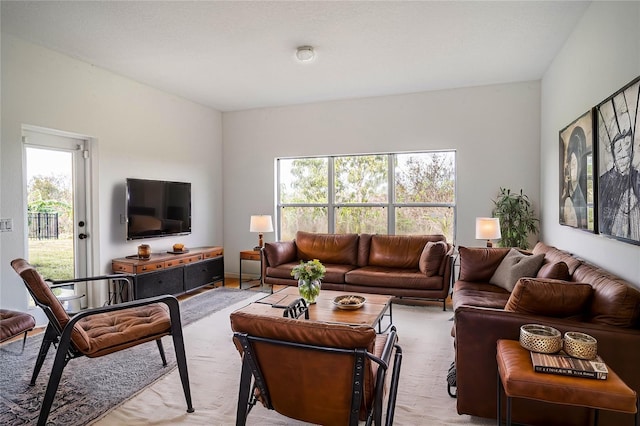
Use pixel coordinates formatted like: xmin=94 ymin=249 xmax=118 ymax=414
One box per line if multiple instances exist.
xmin=239 ymin=249 xmax=271 ymax=293
xmin=496 ymin=339 xmax=638 ymax=426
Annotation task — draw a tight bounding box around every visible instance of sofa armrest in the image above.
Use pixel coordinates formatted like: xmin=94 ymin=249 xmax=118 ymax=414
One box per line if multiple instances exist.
xmin=263 ymin=241 xmax=297 ymax=268
xmin=454 ymin=305 xmax=640 ymax=424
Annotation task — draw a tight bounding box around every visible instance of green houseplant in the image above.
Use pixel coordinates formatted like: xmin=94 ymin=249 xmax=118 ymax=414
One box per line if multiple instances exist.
xmin=491 ymin=187 xmax=539 ymax=249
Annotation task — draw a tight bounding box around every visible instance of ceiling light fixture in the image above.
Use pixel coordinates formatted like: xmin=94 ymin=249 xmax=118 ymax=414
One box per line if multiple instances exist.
xmin=296 ymin=45 xmax=315 ymax=62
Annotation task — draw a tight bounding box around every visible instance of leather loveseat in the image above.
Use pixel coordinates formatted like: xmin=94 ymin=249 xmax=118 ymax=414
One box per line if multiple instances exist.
xmin=452 ymin=242 xmax=640 ymax=426
xmin=262 ymin=231 xmax=454 ymax=308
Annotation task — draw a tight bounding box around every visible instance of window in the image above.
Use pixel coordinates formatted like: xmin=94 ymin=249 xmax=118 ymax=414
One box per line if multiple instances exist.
xmin=277 ymin=151 xmax=456 ymax=242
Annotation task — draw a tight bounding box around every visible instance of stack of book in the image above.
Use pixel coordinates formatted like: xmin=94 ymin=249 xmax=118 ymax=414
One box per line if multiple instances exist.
xmin=530 ymin=351 xmax=608 ymax=380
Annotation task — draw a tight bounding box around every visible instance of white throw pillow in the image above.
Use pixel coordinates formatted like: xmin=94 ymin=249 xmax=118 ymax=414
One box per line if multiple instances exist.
xmin=489 ymin=249 xmax=545 ymax=292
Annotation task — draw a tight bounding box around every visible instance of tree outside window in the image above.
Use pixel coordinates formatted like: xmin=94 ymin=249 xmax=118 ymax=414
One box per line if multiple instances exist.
xmin=277 ymin=151 xmax=455 ymax=242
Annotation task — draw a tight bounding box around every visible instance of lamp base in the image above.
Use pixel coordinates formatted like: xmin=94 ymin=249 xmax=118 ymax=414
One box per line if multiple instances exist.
xmin=486 ymin=240 xmax=493 ymax=248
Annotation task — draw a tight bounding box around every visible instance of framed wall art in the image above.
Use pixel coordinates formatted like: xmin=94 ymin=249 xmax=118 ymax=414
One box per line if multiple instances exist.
xmin=559 ymin=110 xmax=595 ymax=231
xmin=595 ymin=76 xmax=640 ymax=245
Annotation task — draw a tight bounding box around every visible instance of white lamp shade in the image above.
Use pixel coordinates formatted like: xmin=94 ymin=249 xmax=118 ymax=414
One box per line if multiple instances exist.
xmin=475 ymin=217 xmax=501 ymax=240
xmin=250 ymin=215 xmax=274 ymax=233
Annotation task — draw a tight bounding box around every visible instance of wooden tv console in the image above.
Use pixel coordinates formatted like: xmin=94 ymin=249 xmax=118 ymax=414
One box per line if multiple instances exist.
xmin=111 ymin=246 xmax=224 ymax=300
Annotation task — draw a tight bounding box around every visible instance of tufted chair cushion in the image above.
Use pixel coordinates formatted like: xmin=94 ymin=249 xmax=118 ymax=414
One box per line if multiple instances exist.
xmin=11 ymin=258 xmax=171 ymax=356
xmin=0 ymin=309 xmax=36 ymax=342
xmin=76 ymin=304 xmax=170 ymax=357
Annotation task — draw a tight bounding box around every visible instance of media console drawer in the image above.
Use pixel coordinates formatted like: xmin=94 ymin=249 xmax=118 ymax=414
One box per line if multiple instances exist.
xmin=111 ymin=246 xmax=224 ymax=300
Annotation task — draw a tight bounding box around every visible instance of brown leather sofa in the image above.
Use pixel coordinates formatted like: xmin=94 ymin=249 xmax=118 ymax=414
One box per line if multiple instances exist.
xmin=452 ymin=242 xmax=640 ymax=426
xmin=262 ymin=231 xmax=454 ymax=308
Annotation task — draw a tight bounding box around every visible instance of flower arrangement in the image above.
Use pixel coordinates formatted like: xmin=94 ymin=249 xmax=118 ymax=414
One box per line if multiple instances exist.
xmin=291 ymin=259 xmax=326 ymax=282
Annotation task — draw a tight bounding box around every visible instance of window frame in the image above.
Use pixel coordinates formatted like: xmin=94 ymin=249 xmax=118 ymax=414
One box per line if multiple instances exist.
xmin=276 ymin=150 xmax=456 ymax=242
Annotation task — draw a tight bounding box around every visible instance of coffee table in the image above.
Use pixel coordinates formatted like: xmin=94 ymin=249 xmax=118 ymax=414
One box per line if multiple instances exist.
xmin=238 ymin=286 xmax=393 ymax=331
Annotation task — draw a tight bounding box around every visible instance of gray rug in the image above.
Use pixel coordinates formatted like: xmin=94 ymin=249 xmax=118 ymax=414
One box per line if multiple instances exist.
xmin=0 ymin=287 xmax=255 ymax=426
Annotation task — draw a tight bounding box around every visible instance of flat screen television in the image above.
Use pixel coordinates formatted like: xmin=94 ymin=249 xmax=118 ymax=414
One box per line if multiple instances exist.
xmin=126 ymin=178 xmax=191 ymax=240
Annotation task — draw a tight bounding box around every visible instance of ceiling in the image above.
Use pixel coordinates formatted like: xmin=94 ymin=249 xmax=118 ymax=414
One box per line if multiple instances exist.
xmin=1 ymin=1 xmax=590 ymax=112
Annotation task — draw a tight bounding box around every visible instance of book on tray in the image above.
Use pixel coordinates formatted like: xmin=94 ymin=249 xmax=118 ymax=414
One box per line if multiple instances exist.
xmin=530 ymin=351 xmax=608 ymax=380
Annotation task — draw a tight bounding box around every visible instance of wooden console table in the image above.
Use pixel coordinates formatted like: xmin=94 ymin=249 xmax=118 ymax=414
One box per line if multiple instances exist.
xmin=112 ymin=246 xmax=224 ymax=300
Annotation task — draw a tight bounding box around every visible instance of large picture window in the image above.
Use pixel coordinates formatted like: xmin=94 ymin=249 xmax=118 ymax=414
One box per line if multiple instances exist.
xmin=277 ymin=151 xmax=456 ymax=242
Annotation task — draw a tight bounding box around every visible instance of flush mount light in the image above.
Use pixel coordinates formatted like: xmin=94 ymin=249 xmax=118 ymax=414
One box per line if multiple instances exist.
xmin=296 ymin=45 xmax=315 ymax=62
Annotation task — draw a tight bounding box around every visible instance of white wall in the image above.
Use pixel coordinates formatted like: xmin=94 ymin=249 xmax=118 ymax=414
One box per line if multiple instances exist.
xmin=222 ymin=82 xmax=541 ymax=274
xmin=0 ymin=35 xmax=223 ymax=313
xmin=541 ymin=1 xmax=640 ymax=287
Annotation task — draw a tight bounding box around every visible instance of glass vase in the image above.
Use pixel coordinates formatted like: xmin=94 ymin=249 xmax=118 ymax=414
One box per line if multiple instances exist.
xmin=298 ymin=279 xmax=321 ymax=304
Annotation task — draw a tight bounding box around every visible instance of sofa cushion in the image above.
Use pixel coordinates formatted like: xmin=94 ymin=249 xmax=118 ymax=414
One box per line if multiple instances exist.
xmin=489 ymin=249 xmax=544 ymax=292
xmin=295 ymin=231 xmax=359 ymax=265
xmin=346 ymin=266 xmax=443 ymax=290
xmin=452 ymin=281 xmax=511 ymax=311
xmin=532 ymin=242 xmax=582 ymax=275
xmin=573 ymin=263 xmax=640 ymax=328
xmin=419 ymin=241 xmax=447 ymax=277
xmin=458 ymin=247 xmax=511 ymax=282
xmin=536 ymin=261 xmax=570 ymax=281
xmin=264 ymin=241 xmax=297 ymax=267
xmin=504 ymin=278 xmax=593 ymax=318
xmin=368 ymin=235 xmax=443 ymax=269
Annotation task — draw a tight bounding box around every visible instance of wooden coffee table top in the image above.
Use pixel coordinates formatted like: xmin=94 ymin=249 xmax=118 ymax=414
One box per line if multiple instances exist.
xmin=239 ymin=286 xmax=392 ymax=328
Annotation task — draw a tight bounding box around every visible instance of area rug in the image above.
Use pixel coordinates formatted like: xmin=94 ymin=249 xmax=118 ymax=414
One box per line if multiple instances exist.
xmin=0 ymin=287 xmax=260 ymax=426
xmin=93 ymin=301 xmax=494 ymax=425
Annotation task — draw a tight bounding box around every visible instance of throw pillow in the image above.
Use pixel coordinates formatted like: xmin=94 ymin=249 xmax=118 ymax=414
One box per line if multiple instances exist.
xmin=419 ymin=241 xmax=447 ymax=277
xmin=505 ymin=278 xmax=593 ymax=318
xmin=536 ymin=261 xmax=571 ymax=281
xmin=457 ymin=246 xmax=511 ymax=282
xmin=489 ymin=249 xmax=544 ymax=292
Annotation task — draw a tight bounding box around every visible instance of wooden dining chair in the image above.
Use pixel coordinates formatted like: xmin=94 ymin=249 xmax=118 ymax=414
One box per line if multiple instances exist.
xmin=11 ymin=258 xmax=194 ymax=426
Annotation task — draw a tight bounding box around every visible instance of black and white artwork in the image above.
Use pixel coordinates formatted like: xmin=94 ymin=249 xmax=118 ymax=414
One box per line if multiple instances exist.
xmin=595 ymin=76 xmax=640 ymax=245
xmin=559 ymin=110 xmax=594 ymax=231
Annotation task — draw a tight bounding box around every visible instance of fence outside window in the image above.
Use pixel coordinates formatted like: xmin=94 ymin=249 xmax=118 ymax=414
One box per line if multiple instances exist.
xmin=28 ymin=212 xmax=59 ymax=239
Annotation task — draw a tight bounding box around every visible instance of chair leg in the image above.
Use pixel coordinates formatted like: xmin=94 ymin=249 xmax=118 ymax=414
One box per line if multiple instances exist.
xmin=156 ymin=338 xmax=167 ymax=366
xmin=37 ymin=329 xmax=72 ymax=426
xmin=30 ymin=324 xmax=56 ymax=386
xmin=385 ymin=345 xmax=403 ymax=426
xmin=236 ymin=356 xmax=253 ymax=426
xmin=165 ymin=297 xmax=194 ymax=414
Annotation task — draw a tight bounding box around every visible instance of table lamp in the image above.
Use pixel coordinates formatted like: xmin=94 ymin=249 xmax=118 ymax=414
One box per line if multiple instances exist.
xmin=475 ymin=217 xmax=501 ymax=247
xmin=250 ymin=215 xmax=274 ymax=250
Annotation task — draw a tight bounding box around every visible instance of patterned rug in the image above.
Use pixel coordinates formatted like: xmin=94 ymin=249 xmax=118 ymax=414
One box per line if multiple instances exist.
xmin=0 ymin=287 xmax=256 ymax=426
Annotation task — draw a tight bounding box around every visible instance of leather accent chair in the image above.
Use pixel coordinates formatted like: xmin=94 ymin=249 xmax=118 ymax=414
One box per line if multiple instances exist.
xmin=230 ymin=310 xmax=403 ymax=426
xmin=11 ymin=258 xmax=194 ymax=426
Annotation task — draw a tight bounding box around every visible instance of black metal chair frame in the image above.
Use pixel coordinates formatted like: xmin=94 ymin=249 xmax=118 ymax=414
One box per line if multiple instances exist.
xmin=16 ymin=270 xmax=194 ymax=426
xmin=234 ymin=325 xmax=402 ymax=426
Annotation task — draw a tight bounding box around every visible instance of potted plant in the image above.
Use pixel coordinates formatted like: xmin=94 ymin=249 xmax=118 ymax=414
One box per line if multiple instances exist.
xmin=291 ymin=259 xmax=326 ymax=304
xmin=491 ymin=187 xmax=539 ymax=249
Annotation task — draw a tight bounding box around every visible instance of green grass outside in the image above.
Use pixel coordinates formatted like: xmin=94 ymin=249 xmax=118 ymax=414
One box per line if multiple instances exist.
xmin=28 ymin=238 xmax=74 ymax=280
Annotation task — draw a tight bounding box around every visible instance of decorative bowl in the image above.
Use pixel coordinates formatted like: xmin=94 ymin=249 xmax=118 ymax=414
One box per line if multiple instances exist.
xmin=519 ymin=324 xmax=562 ymax=354
xmin=564 ymin=332 xmax=598 ymax=360
xmin=333 ymin=295 xmax=366 ymax=310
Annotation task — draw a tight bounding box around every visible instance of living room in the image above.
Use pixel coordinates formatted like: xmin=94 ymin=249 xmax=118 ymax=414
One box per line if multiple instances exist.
xmin=0 ymin=1 xmax=639 ymax=423
xmin=2 ymin=2 xmax=637 ymax=312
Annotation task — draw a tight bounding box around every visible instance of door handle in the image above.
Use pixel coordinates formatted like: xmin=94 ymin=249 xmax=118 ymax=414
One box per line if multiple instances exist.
xmin=79 ymin=233 xmax=88 ymax=240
